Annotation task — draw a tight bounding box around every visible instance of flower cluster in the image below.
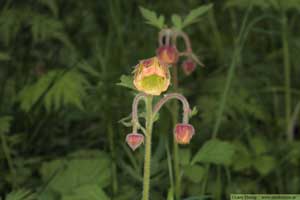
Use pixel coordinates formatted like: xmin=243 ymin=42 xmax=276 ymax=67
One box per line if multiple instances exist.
xmin=126 ymin=92 xmax=195 ymax=150
xmin=125 ymin=30 xmax=200 ymax=150
xmin=156 ymin=28 xmax=204 ymax=75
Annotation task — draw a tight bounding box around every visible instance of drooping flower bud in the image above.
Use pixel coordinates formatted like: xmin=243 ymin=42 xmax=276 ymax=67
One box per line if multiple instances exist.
xmin=156 ymin=45 xmax=179 ymax=65
xmin=126 ymin=133 xmax=144 ymax=151
xmin=174 ymin=123 xmax=195 ymax=144
xmin=182 ymin=59 xmax=196 ymax=75
xmin=133 ymin=57 xmax=170 ymax=96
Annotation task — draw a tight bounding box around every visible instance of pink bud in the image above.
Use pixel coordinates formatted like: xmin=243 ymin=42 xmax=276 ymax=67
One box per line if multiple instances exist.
xmin=182 ymin=59 xmax=196 ymax=75
xmin=126 ymin=133 xmax=144 ymax=151
xmin=156 ymin=45 xmax=179 ymax=65
xmin=174 ymin=123 xmax=195 ymax=144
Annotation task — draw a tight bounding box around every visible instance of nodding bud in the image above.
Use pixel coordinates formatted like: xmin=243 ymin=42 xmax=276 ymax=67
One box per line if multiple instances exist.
xmin=126 ymin=133 xmax=144 ymax=151
xmin=174 ymin=123 xmax=195 ymax=144
xmin=156 ymin=45 xmax=179 ymax=65
xmin=133 ymin=57 xmax=170 ymax=96
xmin=182 ymin=59 xmax=196 ymax=75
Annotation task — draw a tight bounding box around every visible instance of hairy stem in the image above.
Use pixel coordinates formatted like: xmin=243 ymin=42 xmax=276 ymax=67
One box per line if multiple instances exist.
xmin=142 ymin=96 xmax=153 ymax=200
xmin=153 ymin=93 xmax=191 ymax=124
xmin=132 ymin=93 xmax=147 ymax=132
xmin=171 ymin=65 xmax=180 ymax=200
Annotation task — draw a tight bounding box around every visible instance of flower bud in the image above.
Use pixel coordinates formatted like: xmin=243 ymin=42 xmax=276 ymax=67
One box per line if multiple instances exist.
xmin=126 ymin=133 xmax=144 ymax=151
xmin=174 ymin=123 xmax=195 ymax=144
xmin=133 ymin=57 xmax=170 ymax=96
xmin=156 ymin=45 xmax=179 ymax=65
xmin=182 ymin=59 xmax=196 ymax=75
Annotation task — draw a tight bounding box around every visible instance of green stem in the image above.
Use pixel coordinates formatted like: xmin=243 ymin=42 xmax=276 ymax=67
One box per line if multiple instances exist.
xmin=172 ymin=104 xmax=181 ymax=200
xmin=171 ymin=66 xmax=181 ymax=200
xmin=281 ymin=12 xmax=292 ymax=141
xmin=142 ymin=96 xmax=153 ymax=200
xmin=208 ymin=8 xmax=224 ymax=63
xmin=1 ymin=132 xmax=17 ymax=188
xmin=108 ymin=121 xmax=118 ymax=197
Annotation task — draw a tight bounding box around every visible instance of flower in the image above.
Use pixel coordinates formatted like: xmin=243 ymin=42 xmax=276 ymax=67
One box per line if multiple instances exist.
xmin=174 ymin=123 xmax=195 ymax=144
xmin=126 ymin=133 xmax=144 ymax=151
xmin=182 ymin=59 xmax=196 ymax=75
xmin=133 ymin=57 xmax=170 ymax=95
xmin=156 ymin=45 xmax=179 ymax=65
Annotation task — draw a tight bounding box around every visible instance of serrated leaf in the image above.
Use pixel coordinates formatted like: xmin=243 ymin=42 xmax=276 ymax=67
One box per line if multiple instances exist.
xmin=116 ymin=75 xmax=135 ymax=90
xmin=171 ymin=14 xmax=183 ymax=30
xmin=191 ymin=139 xmax=235 ymax=165
xmin=182 ymin=4 xmax=213 ymax=28
xmin=18 ymin=69 xmax=87 ymax=112
xmin=139 ymin=7 xmax=165 ymax=29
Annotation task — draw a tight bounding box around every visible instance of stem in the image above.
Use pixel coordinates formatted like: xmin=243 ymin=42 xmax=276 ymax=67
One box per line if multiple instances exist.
xmin=288 ymin=101 xmax=300 ymax=140
xmin=132 ymin=93 xmax=147 ymax=132
xmin=172 ymin=102 xmax=181 ymax=200
xmin=281 ymin=11 xmax=292 ymax=141
xmin=142 ymin=96 xmax=153 ymax=200
xmin=108 ymin=121 xmax=118 ymax=197
xmin=158 ymin=29 xmax=172 ymax=46
xmin=208 ymin=8 xmax=224 ymax=63
xmin=1 ymin=132 xmax=17 ymax=188
xmin=171 ymin=65 xmax=180 ymax=200
xmin=153 ymin=93 xmax=191 ymax=124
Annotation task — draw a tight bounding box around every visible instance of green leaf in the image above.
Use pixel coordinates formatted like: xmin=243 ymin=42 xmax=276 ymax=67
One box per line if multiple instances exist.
xmin=18 ymin=69 xmax=88 ymax=112
xmin=0 ymin=52 xmax=10 ymax=61
xmin=139 ymin=7 xmax=165 ymax=29
xmin=249 ymin=136 xmax=268 ymax=155
xmin=178 ymin=148 xmax=191 ymax=166
xmin=167 ymin=187 xmax=174 ymax=200
xmin=253 ymin=155 xmax=276 ymax=175
xmin=62 ymin=184 xmax=110 ymax=200
xmin=0 ymin=116 xmax=12 ymax=134
xmin=171 ymin=14 xmax=183 ymax=30
xmin=232 ymin=142 xmax=252 ymax=171
xmin=191 ymin=139 xmax=235 ymax=165
xmin=116 ymin=75 xmax=135 ymax=90
xmin=189 ymin=106 xmax=198 ymax=118
xmin=38 ymin=0 xmax=59 ymax=17
xmin=182 ymin=4 xmax=213 ymax=28
xmin=183 ymin=165 xmax=206 ymax=183
xmin=77 ymin=61 xmax=101 ymax=78
xmin=40 ymin=150 xmax=111 ymax=194
xmin=6 ymin=189 xmax=36 ymax=200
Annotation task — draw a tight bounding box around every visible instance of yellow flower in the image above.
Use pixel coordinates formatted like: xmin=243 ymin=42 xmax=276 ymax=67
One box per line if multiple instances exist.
xmin=133 ymin=57 xmax=170 ymax=95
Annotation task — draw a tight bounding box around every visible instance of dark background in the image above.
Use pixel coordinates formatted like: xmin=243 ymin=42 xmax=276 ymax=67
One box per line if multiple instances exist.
xmin=0 ymin=0 xmax=300 ymax=200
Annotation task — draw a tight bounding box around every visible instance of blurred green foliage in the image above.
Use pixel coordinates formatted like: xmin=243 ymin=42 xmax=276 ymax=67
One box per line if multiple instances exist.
xmin=0 ymin=0 xmax=300 ymax=200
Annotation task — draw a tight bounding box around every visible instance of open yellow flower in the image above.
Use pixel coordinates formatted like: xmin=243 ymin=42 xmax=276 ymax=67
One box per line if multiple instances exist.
xmin=133 ymin=57 xmax=170 ymax=95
